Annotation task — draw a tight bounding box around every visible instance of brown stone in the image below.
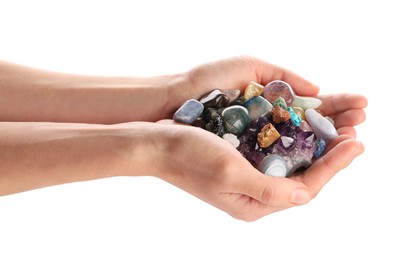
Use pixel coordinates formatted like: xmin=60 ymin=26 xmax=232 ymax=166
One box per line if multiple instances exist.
xmin=257 ymin=123 xmax=281 ymax=148
xmin=271 ymin=106 xmax=291 ymax=123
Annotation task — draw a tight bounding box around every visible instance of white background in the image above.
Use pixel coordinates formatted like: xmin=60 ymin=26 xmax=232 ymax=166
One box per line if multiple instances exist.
xmin=0 ymin=0 xmax=397 ymax=259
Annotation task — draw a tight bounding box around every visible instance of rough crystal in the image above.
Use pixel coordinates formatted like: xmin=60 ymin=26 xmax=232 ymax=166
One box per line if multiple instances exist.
xmin=271 ymin=105 xmax=291 ymax=123
xmin=244 ymin=81 xmax=264 ymax=100
xmin=257 ymin=123 xmax=281 ymax=148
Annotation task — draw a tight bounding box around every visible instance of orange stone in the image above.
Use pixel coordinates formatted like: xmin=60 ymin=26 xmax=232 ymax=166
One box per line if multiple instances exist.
xmin=257 ymin=123 xmax=281 ymax=148
xmin=271 ymin=106 xmax=291 ymax=123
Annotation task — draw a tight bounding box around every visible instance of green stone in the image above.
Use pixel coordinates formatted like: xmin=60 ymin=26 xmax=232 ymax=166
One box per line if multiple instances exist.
xmin=221 ymin=105 xmax=250 ymax=135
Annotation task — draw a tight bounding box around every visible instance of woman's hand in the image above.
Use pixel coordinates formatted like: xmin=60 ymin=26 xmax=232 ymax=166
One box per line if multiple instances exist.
xmin=154 ymin=92 xmax=366 ymax=221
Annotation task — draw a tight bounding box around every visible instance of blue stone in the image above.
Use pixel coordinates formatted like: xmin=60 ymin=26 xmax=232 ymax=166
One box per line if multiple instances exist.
xmin=288 ymin=107 xmax=302 ymax=126
xmin=314 ymin=137 xmax=326 ymax=158
xmin=305 ymin=109 xmax=338 ymax=144
xmin=173 ymin=99 xmax=204 ymax=124
xmin=221 ymin=105 xmax=250 ymax=135
xmin=243 ymin=96 xmax=273 ymax=122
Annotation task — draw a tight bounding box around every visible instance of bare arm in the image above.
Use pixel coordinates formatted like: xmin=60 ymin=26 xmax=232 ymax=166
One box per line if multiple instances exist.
xmin=0 ymin=60 xmax=185 ymax=123
xmin=0 ymin=121 xmax=158 ymax=195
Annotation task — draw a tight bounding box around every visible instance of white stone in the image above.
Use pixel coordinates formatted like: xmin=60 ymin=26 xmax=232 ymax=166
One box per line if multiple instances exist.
xmin=305 ymin=109 xmax=338 ymax=144
xmin=292 ymin=95 xmax=322 ymax=110
xmin=257 ymin=154 xmax=288 ymax=177
xmin=222 ymin=133 xmax=240 ymax=148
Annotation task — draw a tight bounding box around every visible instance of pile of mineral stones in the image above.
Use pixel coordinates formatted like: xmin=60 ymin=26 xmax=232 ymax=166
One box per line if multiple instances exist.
xmin=173 ymin=80 xmax=338 ymax=177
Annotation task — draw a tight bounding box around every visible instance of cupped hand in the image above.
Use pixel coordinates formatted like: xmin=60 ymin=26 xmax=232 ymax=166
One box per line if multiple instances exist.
xmin=157 ymin=92 xmax=366 ymax=222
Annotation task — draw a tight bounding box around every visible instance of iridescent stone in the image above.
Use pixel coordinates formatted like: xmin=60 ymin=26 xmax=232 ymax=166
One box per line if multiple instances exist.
xmin=271 ymin=105 xmax=291 ymax=123
xmin=221 ymin=105 xmax=250 ymax=135
xmin=263 ymin=80 xmax=295 ymax=105
xmin=293 ymin=106 xmax=305 ymax=120
xmin=222 ymin=133 xmax=240 ymax=148
xmin=314 ymin=137 xmax=326 ymax=158
xmin=257 ymin=123 xmax=280 ymax=148
xmin=305 ymin=109 xmax=338 ymax=144
xmin=244 ymin=81 xmax=264 ymax=100
xmin=292 ymin=95 xmax=322 ymax=110
xmin=199 ymin=89 xmax=230 ymax=108
xmin=173 ymin=99 xmax=204 ymax=124
xmin=243 ymin=96 xmax=273 ymax=122
xmin=257 ymin=154 xmax=288 ymax=177
xmin=288 ymin=107 xmax=302 ymax=126
xmin=272 ymin=97 xmax=287 ymax=110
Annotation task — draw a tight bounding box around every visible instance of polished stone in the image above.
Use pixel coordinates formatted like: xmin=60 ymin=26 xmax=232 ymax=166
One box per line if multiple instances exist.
xmin=173 ymin=99 xmax=204 ymax=124
xmin=257 ymin=123 xmax=281 ymax=148
xmin=221 ymin=105 xmax=250 ymax=135
xmin=292 ymin=106 xmax=305 ymax=120
xmin=244 ymin=81 xmax=264 ymax=100
xmin=314 ymin=137 xmax=326 ymax=158
xmin=199 ymin=89 xmax=230 ymax=108
xmin=243 ymin=96 xmax=273 ymax=122
xmin=257 ymin=154 xmax=288 ymax=177
xmin=263 ymin=80 xmax=295 ymax=105
xmin=305 ymin=109 xmax=338 ymax=143
xmin=292 ymin=95 xmax=322 ymax=110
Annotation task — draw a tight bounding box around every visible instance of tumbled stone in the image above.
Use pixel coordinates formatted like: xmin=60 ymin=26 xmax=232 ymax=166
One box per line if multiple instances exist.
xmin=272 ymin=97 xmax=288 ymax=110
xmin=271 ymin=105 xmax=291 ymax=123
xmin=203 ymin=107 xmax=225 ymax=136
xmin=263 ymin=80 xmax=295 ymax=105
xmin=244 ymin=81 xmax=264 ymax=100
xmin=222 ymin=89 xmax=241 ymax=104
xmin=221 ymin=105 xmax=250 ymax=135
xmin=305 ymin=109 xmax=338 ymax=144
xmin=173 ymin=99 xmax=204 ymax=124
xmin=288 ymin=107 xmax=302 ymax=126
xmin=293 ymin=106 xmax=305 ymax=120
xmin=292 ymin=95 xmax=322 ymax=110
xmin=257 ymin=154 xmax=288 ymax=177
xmin=257 ymin=123 xmax=280 ymax=148
xmin=199 ymin=89 xmax=230 ymax=108
xmin=243 ymin=96 xmax=273 ymax=122
xmin=299 ymin=120 xmax=313 ymax=132
xmin=314 ymin=137 xmax=326 ymax=158
xmin=223 ymin=133 xmax=240 ymax=148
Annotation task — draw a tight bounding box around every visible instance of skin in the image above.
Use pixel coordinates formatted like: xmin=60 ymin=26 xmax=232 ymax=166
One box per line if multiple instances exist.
xmin=0 ymin=56 xmax=367 ymax=221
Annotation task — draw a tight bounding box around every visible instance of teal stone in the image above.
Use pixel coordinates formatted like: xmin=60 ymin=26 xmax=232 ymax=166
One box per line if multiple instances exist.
xmin=288 ymin=107 xmax=302 ymax=126
xmin=272 ymin=97 xmax=288 ymax=110
xmin=292 ymin=95 xmax=322 ymax=110
xmin=221 ymin=105 xmax=250 ymax=135
xmin=243 ymin=96 xmax=273 ymax=122
xmin=173 ymin=99 xmax=204 ymax=124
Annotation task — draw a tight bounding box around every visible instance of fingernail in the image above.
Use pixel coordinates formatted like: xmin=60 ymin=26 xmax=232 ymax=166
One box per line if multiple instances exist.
xmin=291 ymin=188 xmax=311 ymax=205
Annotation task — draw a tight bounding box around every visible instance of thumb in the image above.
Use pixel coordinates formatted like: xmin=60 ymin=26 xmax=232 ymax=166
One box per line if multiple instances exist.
xmin=237 ymin=170 xmax=312 ymax=207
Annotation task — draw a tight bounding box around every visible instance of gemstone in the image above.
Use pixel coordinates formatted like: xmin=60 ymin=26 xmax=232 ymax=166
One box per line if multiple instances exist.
xmin=263 ymin=80 xmax=295 ymax=105
xmin=288 ymin=107 xmax=302 ymax=126
xmin=272 ymin=97 xmax=288 ymax=110
xmin=299 ymin=120 xmax=313 ymax=132
xmin=314 ymin=137 xmax=326 ymax=158
xmin=292 ymin=95 xmax=322 ymax=110
xmin=257 ymin=123 xmax=281 ymax=148
xmin=222 ymin=89 xmax=241 ymax=104
xmin=292 ymin=106 xmax=305 ymax=120
xmin=223 ymin=133 xmax=240 ymax=148
xmin=244 ymin=81 xmax=264 ymax=100
xmin=271 ymin=105 xmax=291 ymax=123
xmin=173 ymin=99 xmax=204 ymax=124
xmin=203 ymin=107 xmax=225 ymax=136
xmin=243 ymin=96 xmax=273 ymax=122
xmin=257 ymin=154 xmax=288 ymax=177
xmin=305 ymin=109 xmax=338 ymax=143
xmin=221 ymin=105 xmax=250 ymax=135
xmin=199 ymin=89 xmax=230 ymax=108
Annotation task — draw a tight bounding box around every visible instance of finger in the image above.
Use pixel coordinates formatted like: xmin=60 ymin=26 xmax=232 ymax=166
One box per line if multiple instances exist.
xmin=256 ymin=60 xmax=320 ymax=97
xmin=318 ymin=93 xmax=368 ymax=116
xmin=337 ymin=126 xmax=357 ymax=138
xmin=331 ymin=109 xmax=367 ymax=128
xmin=295 ymin=139 xmax=365 ymax=197
xmin=235 ymin=169 xmax=312 ymax=207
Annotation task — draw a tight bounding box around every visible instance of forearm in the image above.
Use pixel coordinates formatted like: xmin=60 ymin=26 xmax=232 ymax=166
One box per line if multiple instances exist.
xmin=0 ymin=61 xmax=186 ymax=123
xmin=0 ymin=121 xmax=159 ymax=195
